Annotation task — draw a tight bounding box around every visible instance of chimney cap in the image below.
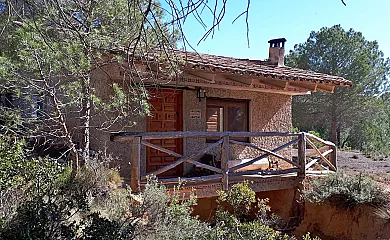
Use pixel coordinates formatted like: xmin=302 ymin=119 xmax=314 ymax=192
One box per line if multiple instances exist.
xmin=268 ymin=38 xmax=287 ymax=44
xmin=268 ymin=38 xmax=287 ymax=48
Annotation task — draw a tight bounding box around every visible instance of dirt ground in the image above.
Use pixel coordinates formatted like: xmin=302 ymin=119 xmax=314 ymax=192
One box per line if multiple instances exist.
xmin=295 ymin=150 xmax=390 ymax=240
xmin=337 ymin=150 xmax=390 ymax=192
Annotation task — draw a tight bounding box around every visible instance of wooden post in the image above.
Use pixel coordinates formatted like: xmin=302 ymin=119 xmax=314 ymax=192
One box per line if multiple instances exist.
xmin=329 ymin=145 xmax=337 ymax=170
xmin=297 ymin=133 xmax=306 ymax=178
xmin=131 ymin=136 xmax=141 ymax=192
xmin=221 ymin=135 xmax=230 ymax=190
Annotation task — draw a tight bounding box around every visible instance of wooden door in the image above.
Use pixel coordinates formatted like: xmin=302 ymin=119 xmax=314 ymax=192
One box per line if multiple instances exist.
xmin=146 ymin=89 xmax=183 ymax=177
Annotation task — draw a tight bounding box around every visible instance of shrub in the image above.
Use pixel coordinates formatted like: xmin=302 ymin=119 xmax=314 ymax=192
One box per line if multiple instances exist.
xmin=0 ymin=153 xmax=131 ymax=240
xmin=1 ymin=164 xmax=212 ymax=240
xmin=217 ymin=180 xmax=256 ymax=218
xmin=0 ymin=135 xmax=65 ymax=221
xmin=214 ymin=181 xmax=320 ymax=240
xmin=133 ymin=179 xmax=212 ymax=240
xmin=303 ymin=172 xmax=389 ymax=207
xmin=1 ymin=148 xmax=320 ymax=240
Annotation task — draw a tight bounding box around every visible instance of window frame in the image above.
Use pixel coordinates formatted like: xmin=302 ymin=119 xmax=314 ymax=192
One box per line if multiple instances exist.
xmin=206 ymin=97 xmax=250 ymax=142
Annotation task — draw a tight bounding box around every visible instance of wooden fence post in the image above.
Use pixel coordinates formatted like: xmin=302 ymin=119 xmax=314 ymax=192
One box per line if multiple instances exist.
xmin=221 ymin=135 xmax=230 ymax=190
xmin=329 ymin=145 xmax=337 ymax=170
xmin=131 ymin=136 xmax=141 ymax=192
xmin=297 ymin=133 xmax=306 ymax=178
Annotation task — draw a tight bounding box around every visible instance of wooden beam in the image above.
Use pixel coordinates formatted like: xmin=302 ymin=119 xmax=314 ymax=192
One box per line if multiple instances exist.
xmin=111 ymin=131 xmax=302 ymax=142
xmin=178 ymin=77 xmax=308 ymax=95
xmin=253 ymin=78 xmax=286 ymax=90
xmin=306 ymin=139 xmax=337 ymax=171
xmin=257 ymin=78 xmax=311 ymax=93
xmin=229 ymin=168 xmax=300 ymax=176
xmin=229 ymin=140 xmax=300 ymax=168
xmin=225 ymin=76 xmax=253 ymax=86
xmin=322 ymin=149 xmax=333 ymax=157
xmin=297 ymin=133 xmax=307 ymax=178
xmin=305 ymin=158 xmax=319 ymax=170
xmin=305 ymin=133 xmax=336 ymax=147
xmin=221 ymin=135 xmax=230 ymax=190
xmin=307 ymin=170 xmax=335 ymax=175
xmin=142 ymin=138 xmax=223 ymax=178
xmin=131 ymin=137 xmax=141 ymax=192
xmin=306 ymin=146 xmax=330 ymax=157
xmin=329 ymin=145 xmax=337 ymax=169
xmin=185 ymin=72 xmax=216 ymax=83
xmin=289 ymin=81 xmax=318 ymax=92
xmin=229 ymin=138 xmax=300 ymax=172
xmin=284 ymin=81 xmax=290 ymax=90
xmin=141 ymin=140 xmax=182 ymax=158
xmin=316 ymin=84 xmax=335 ymax=93
xmin=154 ymin=174 xmax=223 ymax=184
xmin=185 ymin=159 xmax=223 ymax=174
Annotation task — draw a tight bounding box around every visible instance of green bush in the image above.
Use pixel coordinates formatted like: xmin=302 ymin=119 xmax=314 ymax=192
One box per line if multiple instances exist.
xmin=304 ymin=172 xmax=389 ymax=207
xmin=0 ymin=136 xmax=65 ymax=222
xmin=1 ymin=146 xmax=319 ymax=240
xmin=133 ymin=179 xmax=212 ymax=240
xmin=217 ymin=180 xmax=256 ymax=219
xmin=0 ymin=163 xmax=212 ymax=240
xmin=214 ymin=181 xmax=320 ymax=240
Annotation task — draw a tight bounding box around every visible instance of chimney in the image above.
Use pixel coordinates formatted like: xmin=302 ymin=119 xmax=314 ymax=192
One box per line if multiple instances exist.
xmin=268 ymin=38 xmax=287 ymax=66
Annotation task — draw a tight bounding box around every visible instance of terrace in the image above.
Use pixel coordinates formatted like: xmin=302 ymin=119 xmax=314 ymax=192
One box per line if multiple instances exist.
xmin=110 ymin=131 xmax=337 ymax=198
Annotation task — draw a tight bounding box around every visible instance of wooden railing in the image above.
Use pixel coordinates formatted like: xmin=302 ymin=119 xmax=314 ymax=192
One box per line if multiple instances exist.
xmin=303 ymin=133 xmax=337 ymax=173
xmin=111 ymin=131 xmax=337 ymax=192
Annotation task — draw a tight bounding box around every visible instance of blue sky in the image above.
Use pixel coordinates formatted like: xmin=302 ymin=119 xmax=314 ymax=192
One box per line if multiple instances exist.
xmin=178 ymin=0 xmax=390 ymax=60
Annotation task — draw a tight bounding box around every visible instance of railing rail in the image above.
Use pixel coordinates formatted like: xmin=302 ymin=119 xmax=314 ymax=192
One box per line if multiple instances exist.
xmin=111 ymin=131 xmax=337 ymax=192
xmin=304 ymin=133 xmax=337 ymax=173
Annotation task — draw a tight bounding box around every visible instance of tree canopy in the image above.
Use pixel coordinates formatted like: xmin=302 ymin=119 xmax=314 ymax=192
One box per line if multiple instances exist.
xmin=286 ymin=25 xmax=390 ymax=152
xmin=0 ymin=0 xmax=184 ymax=175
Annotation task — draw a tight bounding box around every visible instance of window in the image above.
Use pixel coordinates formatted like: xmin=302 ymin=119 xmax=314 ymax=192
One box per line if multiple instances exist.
xmin=206 ymin=98 xmax=249 ymax=141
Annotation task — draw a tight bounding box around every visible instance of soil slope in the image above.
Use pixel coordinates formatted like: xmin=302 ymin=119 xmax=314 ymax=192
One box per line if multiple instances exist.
xmin=296 ymin=150 xmax=390 ymax=240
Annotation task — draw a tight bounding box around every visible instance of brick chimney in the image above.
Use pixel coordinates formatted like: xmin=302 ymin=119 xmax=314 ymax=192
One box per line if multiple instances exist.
xmin=268 ymin=38 xmax=286 ymax=66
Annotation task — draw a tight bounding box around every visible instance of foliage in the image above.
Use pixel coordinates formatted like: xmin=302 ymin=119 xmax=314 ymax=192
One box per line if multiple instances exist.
xmin=214 ymin=181 xmax=320 ymax=240
xmin=0 ymin=0 xmax=180 ymax=174
xmin=303 ymin=171 xmax=389 ymax=207
xmin=217 ymin=180 xmax=256 ymax=218
xmin=347 ymin=96 xmax=390 ymax=157
xmin=0 ymin=135 xmax=64 ymax=220
xmin=0 ymin=159 xmax=212 ymax=240
xmin=286 ymin=25 xmax=390 ymax=147
xmin=132 ymin=179 xmax=212 ymax=240
xmin=1 ymin=154 xmax=324 ymax=240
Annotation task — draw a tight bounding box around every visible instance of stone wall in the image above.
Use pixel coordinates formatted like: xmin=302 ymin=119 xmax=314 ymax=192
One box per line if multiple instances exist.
xmin=88 ymin=66 xmax=146 ymax=183
xmin=87 ymin=67 xmax=293 ymax=182
xmin=183 ymin=87 xmax=293 ymax=172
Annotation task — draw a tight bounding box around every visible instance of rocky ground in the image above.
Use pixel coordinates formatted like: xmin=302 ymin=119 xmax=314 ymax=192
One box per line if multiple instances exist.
xmin=337 ymin=150 xmax=390 ymax=192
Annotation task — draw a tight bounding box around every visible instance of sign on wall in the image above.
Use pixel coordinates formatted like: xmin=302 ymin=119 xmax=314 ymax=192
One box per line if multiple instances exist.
xmin=190 ymin=109 xmax=201 ymax=119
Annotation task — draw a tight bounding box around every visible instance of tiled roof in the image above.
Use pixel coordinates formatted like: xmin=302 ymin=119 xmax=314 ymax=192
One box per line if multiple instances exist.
xmin=177 ymin=51 xmax=352 ymax=87
xmin=111 ymin=47 xmax=352 ymax=87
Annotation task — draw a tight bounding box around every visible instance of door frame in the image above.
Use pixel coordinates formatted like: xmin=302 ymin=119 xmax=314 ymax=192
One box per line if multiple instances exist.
xmin=145 ymin=88 xmax=183 ymax=177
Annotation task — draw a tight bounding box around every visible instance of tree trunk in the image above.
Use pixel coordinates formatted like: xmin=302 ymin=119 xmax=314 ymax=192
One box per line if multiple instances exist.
xmin=330 ymin=95 xmax=338 ymax=146
xmin=50 ymin=94 xmax=78 ymax=176
xmin=81 ymin=75 xmax=91 ymax=165
xmin=331 ymin=118 xmax=338 ymax=146
xmin=341 ymin=135 xmax=350 ymax=149
xmin=336 ymin=126 xmax=341 ymax=148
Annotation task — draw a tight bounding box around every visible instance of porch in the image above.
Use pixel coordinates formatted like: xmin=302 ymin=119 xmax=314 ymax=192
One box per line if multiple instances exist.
xmin=110 ymin=131 xmax=337 ymax=198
